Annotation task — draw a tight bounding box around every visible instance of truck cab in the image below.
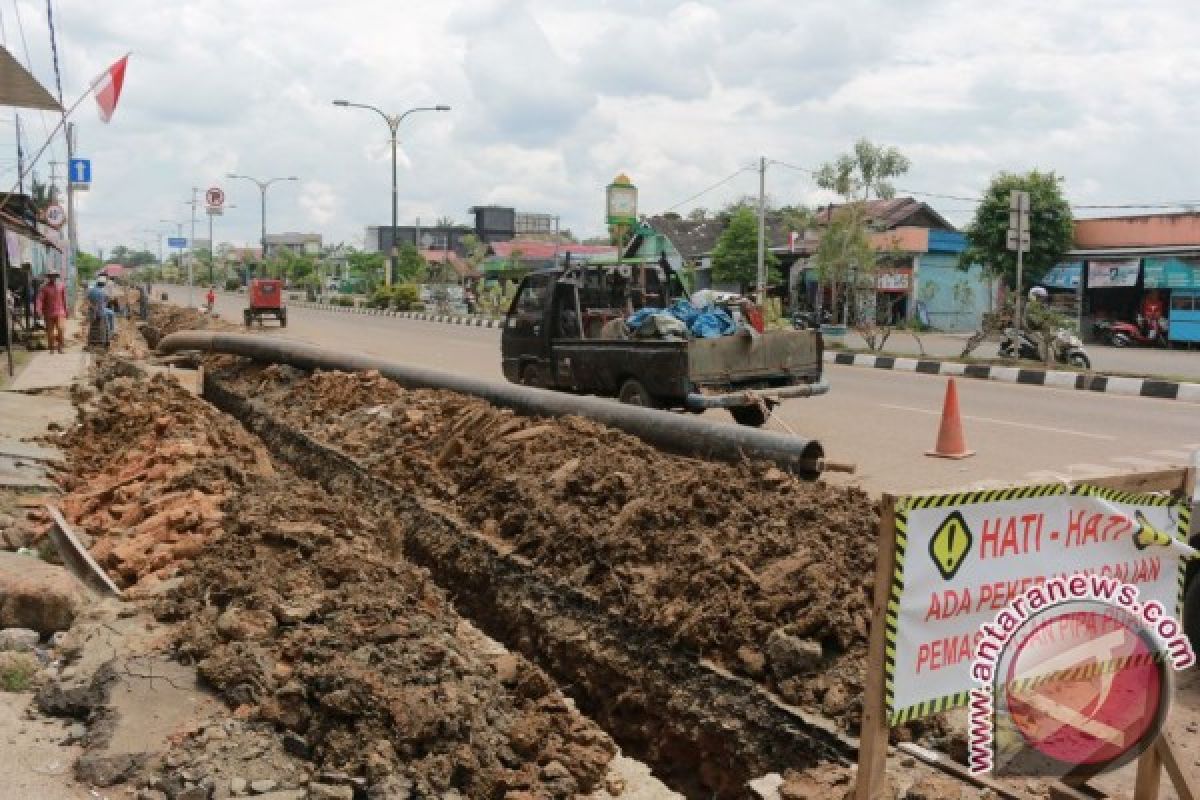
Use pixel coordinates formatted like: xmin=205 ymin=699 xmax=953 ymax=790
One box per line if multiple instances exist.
xmin=501 ymin=262 xmax=827 ymax=425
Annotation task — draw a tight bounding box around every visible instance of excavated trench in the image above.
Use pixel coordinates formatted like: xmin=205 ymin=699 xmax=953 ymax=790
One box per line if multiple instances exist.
xmin=202 ymin=369 xmax=857 ymax=798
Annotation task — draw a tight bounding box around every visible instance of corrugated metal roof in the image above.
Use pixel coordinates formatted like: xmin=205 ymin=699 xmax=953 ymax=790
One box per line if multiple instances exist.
xmin=0 ymin=47 xmax=61 ymax=111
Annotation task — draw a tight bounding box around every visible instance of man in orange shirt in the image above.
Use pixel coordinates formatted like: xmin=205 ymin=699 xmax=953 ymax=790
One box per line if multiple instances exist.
xmin=34 ymin=269 xmax=68 ymax=353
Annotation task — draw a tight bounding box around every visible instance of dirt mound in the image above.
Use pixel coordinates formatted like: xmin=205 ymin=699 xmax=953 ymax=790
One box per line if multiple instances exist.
xmin=224 ymin=365 xmax=883 ymax=732
xmin=52 ymin=374 xmax=272 ymax=592
xmin=53 ymin=372 xmax=617 ymax=796
xmin=141 ymin=303 xmax=235 ymax=348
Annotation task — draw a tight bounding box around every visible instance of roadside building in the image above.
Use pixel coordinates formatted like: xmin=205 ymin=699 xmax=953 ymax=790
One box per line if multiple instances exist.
xmin=482 ymin=241 xmax=617 ymax=283
xmin=632 ymin=198 xmax=995 ymax=331
xmin=1044 ymin=213 xmax=1200 ymax=346
xmin=264 ymin=233 xmax=322 ymax=259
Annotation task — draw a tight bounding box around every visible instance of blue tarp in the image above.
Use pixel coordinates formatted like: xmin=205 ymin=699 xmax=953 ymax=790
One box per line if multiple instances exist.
xmin=626 ymin=300 xmax=736 ymax=338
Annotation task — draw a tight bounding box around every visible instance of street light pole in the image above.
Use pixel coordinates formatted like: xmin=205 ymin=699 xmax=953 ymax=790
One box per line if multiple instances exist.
xmin=333 ymin=100 xmax=450 ymax=287
xmin=227 ymin=173 xmax=298 ymax=281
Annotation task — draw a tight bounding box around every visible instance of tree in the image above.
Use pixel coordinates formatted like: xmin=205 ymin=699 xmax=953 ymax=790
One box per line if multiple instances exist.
xmin=460 ymin=234 xmax=487 ymax=268
xmin=396 ymin=243 xmax=427 ymax=283
xmin=814 ymin=138 xmax=911 ymax=201
xmin=813 ymin=139 xmax=912 ymax=322
xmin=347 ymin=250 xmax=385 ymax=292
xmin=711 ymin=206 xmax=778 ymax=292
xmin=76 ymin=251 xmax=102 ymax=282
xmin=686 ymin=208 xmax=707 ymax=222
xmin=813 ymin=204 xmax=875 ymax=322
xmin=959 ymin=170 xmax=1073 ymax=291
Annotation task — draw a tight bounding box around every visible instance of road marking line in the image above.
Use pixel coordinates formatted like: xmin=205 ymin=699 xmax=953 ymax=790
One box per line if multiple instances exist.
xmin=878 ymin=404 xmax=1118 ymax=440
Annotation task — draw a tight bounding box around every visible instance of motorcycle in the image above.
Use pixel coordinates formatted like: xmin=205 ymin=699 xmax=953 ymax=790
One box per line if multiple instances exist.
xmin=791 ymin=308 xmax=831 ymax=330
xmin=999 ymin=327 xmax=1091 ymax=370
xmin=1093 ymin=316 xmax=1168 ymax=348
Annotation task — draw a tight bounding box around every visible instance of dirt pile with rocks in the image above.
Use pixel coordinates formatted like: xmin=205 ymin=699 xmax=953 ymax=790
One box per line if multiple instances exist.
xmin=221 ymin=364 xmax=883 ymax=732
xmin=53 ymin=375 xmax=273 ymax=594
xmin=53 ymin=372 xmax=617 ymax=796
xmin=141 ymin=303 xmax=236 ymax=349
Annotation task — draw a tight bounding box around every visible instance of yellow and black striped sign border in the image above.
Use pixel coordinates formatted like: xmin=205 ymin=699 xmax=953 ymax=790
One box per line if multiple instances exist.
xmin=892 ymin=652 xmax=1168 ymax=723
xmin=885 ymin=484 xmax=1189 ymax=723
xmin=1069 ymin=483 xmax=1176 ymax=507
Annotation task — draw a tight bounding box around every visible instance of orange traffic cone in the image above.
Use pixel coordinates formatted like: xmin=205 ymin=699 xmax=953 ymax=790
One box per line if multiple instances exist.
xmin=926 ymin=378 xmax=975 ymax=459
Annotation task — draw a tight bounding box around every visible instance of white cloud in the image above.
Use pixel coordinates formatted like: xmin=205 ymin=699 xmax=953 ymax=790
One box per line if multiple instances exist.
xmin=0 ymin=0 xmax=1196 ymax=252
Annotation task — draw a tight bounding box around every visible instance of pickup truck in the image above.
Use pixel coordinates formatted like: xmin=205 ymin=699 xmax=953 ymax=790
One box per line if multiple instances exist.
xmin=500 ymin=264 xmax=827 ymax=425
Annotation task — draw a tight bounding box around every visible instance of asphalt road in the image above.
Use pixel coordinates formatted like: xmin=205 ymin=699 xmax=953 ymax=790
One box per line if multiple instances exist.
xmin=198 ymin=291 xmax=1200 ymax=496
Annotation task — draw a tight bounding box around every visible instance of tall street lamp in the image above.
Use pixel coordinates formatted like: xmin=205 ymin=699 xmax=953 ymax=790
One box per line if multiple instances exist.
xmin=332 ymin=99 xmax=450 ymax=287
xmin=226 ymin=173 xmax=298 ymax=279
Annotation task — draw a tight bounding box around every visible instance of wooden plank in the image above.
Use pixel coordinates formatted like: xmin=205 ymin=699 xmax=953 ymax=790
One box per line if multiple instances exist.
xmin=1133 ymin=737 xmax=1164 ymax=800
xmin=45 ymin=504 xmax=122 ymax=598
xmin=855 ymin=494 xmax=897 ymax=800
xmin=1048 ymin=781 xmax=1105 ymax=800
xmin=896 ymin=742 xmax=1026 ymax=800
xmin=1157 ymin=731 xmax=1197 ymax=800
xmin=1085 ymin=469 xmax=1189 ymax=496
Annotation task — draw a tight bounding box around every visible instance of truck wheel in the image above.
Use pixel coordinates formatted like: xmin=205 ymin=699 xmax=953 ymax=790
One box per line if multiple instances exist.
xmin=618 ymin=379 xmax=653 ymax=408
xmin=243 ymin=310 xmax=252 ymax=327
xmin=730 ymin=404 xmax=770 ymax=427
xmin=1186 ymin=576 xmax=1200 ymax=659
xmin=520 ymin=363 xmax=540 ymax=387
xmin=280 ymin=309 xmax=288 ymax=328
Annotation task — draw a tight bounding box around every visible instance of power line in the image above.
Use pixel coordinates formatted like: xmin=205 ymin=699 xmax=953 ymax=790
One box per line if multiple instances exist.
xmin=659 ymin=166 xmax=755 ymax=214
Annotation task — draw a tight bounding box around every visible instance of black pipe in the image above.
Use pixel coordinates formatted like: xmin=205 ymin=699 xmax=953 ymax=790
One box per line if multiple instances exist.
xmin=159 ymin=331 xmax=826 ymax=476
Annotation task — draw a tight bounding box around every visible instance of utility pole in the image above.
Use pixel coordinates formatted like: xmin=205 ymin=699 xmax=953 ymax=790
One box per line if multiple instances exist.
xmin=1007 ymin=190 xmax=1031 ymax=357
xmin=14 ymin=115 xmax=24 ymax=194
xmin=553 ymin=215 xmax=560 ymax=268
xmin=756 ymin=156 xmax=767 ymax=306
xmin=64 ymin=124 xmax=79 ymax=313
xmin=187 ymin=187 xmax=199 ymax=307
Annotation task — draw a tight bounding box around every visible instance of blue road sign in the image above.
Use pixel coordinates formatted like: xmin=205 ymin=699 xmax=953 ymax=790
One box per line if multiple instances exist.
xmin=167 ymin=237 xmax=187 ymax=248
xmin=69 ymin=158 xmax=91 ymax=184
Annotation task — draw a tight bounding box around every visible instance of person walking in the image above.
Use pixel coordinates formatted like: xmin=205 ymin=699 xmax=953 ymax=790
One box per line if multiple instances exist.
xmin=34 ymin=269 xmax=68 ymax=353
xmin=87 ymin=277 xmax=115 ymax=338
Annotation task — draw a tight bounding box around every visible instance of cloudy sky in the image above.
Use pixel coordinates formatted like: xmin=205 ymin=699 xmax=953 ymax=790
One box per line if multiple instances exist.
xmin=5 ymin=0 xmax=1200 ymax=255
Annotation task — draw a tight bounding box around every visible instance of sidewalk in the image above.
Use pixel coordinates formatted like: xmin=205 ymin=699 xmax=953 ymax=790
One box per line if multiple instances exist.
xmin=0 ymin=320 xmax=90 ymax=491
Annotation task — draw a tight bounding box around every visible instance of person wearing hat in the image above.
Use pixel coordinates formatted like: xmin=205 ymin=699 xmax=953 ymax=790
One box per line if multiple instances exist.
xmin=87 ymin=276 xmax=115 ymax=337
xmin=34 ymin=269 xmax=68 ymax=353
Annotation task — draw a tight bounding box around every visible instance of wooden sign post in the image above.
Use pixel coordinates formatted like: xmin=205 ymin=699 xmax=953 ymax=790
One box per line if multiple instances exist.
xmin=856 ymin=469 xmax=1197 ymax=800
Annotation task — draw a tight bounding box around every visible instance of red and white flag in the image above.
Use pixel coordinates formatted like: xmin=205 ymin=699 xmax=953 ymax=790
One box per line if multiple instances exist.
xmin=93 ymin=54 xmax=129 ymax=123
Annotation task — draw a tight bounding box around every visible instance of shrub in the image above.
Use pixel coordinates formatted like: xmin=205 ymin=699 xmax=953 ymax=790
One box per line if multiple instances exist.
xmin=391 ymin=284 xmax=420 ymax=311
xmin=369 ymin=287 xmax=392 ymax=309
xmin=224 ymin=277 xmax=242 ymax=291
xmin=330 ymin=295 xmax=355 ymax=307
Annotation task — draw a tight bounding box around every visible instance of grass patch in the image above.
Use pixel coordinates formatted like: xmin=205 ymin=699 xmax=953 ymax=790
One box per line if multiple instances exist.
xmin=0 ymin=652 xmax=39 ymax=692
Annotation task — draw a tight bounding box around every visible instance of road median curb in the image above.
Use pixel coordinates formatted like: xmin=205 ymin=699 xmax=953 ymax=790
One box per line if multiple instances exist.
xmin=824 ymin=350 xmax=1200 ymax=404
xmin=293 ymin=300 xmax=502 ymax=327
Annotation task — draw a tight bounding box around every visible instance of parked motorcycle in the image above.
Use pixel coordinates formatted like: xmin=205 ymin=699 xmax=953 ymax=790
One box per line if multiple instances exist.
xmin=1093 ymin=316 xmax=1168 ymax=348
xmin=791 ymin=308 xmax=831 ymax=330
xmin=999 ymin=327 xmax=1091 ymax=369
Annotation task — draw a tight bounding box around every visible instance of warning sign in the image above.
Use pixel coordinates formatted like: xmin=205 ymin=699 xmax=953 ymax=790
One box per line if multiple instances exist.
xmin=886 ymin=483 xmax=1189 ymax=724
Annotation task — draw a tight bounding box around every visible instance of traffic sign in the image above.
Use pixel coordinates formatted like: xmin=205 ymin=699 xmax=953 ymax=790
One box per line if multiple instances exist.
xmin=1009 ymin=189 xmax=1030 ymax=212
xmin=44 ymin=204 xmax=65 ymax=228
xmin=205 ymin=186 xmax=225 ymax=208
xmin=69 ymin=158 xmax=91 ymax=184
xmin=167 ymin=237 xmax=188 ymax=248
xmin=1006 ymin=229 xmax=1031 ymax=252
